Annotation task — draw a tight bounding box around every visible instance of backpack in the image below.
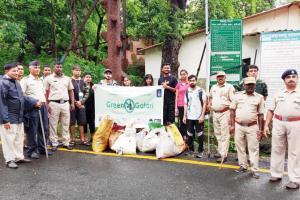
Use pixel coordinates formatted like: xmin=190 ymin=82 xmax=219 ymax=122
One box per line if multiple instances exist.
xmin=185 ymin=88 xmax=203 ymax=107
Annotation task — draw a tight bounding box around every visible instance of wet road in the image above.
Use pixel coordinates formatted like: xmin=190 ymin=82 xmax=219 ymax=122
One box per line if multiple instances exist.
xmin=0 ymin=148 xmax=299 ymax=200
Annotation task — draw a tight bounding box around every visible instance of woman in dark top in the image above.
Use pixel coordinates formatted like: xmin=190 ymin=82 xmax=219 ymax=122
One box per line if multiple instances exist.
xmin=83 ymin=73 xmax=95 ymax=142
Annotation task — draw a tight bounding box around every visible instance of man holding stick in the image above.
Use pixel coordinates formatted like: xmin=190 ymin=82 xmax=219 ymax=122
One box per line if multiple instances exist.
xmin=20 ymin=61 xmax=52 ymax=158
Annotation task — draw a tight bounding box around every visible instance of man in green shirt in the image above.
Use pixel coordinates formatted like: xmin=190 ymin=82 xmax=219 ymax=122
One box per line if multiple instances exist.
xmin=235 ymin=65 xmax=268 ymax=100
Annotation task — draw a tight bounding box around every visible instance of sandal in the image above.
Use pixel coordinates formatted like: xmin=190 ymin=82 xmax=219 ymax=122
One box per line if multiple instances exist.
xmin=80 ymin=140 xmax=91 ymax=146
xmin=70 ymin=141 xmax=76 ymax=146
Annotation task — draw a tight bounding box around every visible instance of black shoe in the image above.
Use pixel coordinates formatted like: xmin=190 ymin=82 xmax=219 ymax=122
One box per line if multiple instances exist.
xmin=16 ymin=158 xmax=32 ymax=163
xmin=216 ymin=157 xmax=227 ymax=163
xmin=40 ymin=151 xmax=54 ymax=156
xmin=63 ymin=145 xmax=73 ymax=150
xmin=51 ymin=146 xmax=58 ymax=151
xmin=7 ymin=161 xmax=18 ymax=169
xmin=235 ymin=166 xmax=247 ymax=173
xmin=28 ymin=152 xmax=40 ymax=159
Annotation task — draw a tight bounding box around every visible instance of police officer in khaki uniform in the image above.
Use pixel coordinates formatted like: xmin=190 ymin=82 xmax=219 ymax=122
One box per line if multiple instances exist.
xmin=208 ymin=71 xmax=235 ymax=163
xmin=44 ymin=62 xmax=75 ymax=151
xmin=230 ymin=77 xmax=264 ymax=179
xmin=20 ymin=61 xmax=52 ymax=158
xmin=264 ymin=69 xmax=300 ymax=190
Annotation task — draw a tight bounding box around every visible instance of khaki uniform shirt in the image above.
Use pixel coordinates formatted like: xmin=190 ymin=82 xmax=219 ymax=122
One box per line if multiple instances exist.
xmin=20 ymin=74 xmax=46 ymax=102
xmin=269 ymin=88 xmax=300 ymax=117
xmin=210 ymin=83 xmax=235 ymax=111
xmin=44 ymin=74 xmax=74 ymax=101
xmin=230 ymin=91 xmax=265 ymax=123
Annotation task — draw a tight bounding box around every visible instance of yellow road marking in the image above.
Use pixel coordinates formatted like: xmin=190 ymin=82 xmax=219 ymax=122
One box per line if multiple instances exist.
xmin=57 ymin=147 xmax=275 ymax=174
xmin=0 ymin=141 xmax=285 ymax=174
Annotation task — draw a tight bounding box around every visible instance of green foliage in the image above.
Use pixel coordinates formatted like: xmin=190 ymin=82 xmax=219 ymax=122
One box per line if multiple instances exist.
xmin=127 ymin=65 xmax=144 ymax=86
xmin=184 ymin=0 xmax=275 ymax=33
xmin=127 ymin=0 xmax=185 ymax=42
xmin=62 ymin=53 xmax=104 ymax=83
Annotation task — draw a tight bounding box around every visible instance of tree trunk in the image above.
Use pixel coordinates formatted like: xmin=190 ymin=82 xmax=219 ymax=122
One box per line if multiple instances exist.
xmin=63 ymin=0 xmax=99 ymax=61
xmin=161 ymin=0 xmax=186 ymax=77
xmin=70 ymin=0 xmax=80 ymax=55
xmin=94 ymin=7 xmax=104 ymax=51
xmin=161 ymin=38 xmax=181 ymax=76
xmin=101 ymin=0 xmax=124 ymax=82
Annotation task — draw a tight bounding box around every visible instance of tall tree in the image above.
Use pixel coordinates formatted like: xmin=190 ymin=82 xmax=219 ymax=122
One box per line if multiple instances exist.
xmin=161 ymin=0 xmax=187 ymax=76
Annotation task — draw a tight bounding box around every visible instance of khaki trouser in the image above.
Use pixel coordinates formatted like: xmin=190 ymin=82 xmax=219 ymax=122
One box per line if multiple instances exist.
xmin=271 ymin=119 xmax=300 ymax=183
xmin=213 ymin=110 xmax=230 ymax=157
xmin=234 ymin=123 xmax=259 ymax=172
xmin=49 ymin=102 xmax=70 ymax=147
xmin=0 ymin=123 xmax=25 ymax=163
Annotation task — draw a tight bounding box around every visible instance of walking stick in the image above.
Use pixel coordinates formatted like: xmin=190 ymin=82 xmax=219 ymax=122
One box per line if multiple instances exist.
xmin=38 ymin=109 xmax=49 ymax=159
xmin=219 ymin=135 xmax=230 ymax=170
xmin=207 ymin=112 xmax=211 ymax=158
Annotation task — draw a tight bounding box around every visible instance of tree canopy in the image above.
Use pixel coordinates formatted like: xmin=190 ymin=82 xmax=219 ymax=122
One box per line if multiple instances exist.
xmin=0 ymin=0 xmax=277 ymax=82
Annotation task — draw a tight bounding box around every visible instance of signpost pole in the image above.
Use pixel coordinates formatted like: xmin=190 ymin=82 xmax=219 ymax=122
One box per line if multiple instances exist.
xmin=205 ymin=0 xmax=211 ymax=159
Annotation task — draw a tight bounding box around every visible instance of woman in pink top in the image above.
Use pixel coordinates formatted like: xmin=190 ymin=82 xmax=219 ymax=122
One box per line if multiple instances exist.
xmin=175 ymin=69 xmax=189 ymax=139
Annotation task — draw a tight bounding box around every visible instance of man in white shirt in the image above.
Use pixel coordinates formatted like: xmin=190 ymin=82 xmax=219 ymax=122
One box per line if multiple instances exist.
xmin=183 ymin=75 xmax=207 ymax=158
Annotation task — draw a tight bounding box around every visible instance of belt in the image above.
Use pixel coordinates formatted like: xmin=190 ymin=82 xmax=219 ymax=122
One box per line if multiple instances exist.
xmin=235 ymin=121 xmax=257 ymax=127
xmin=49 ymin=100 xmax=69 ymax=104
xmin=214 ymin=107 xmax=229 ymax=113
xmin=274 ymin=114 xmax=300 ymax=122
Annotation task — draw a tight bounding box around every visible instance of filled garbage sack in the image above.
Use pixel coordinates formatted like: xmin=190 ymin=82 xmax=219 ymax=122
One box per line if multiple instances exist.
xmin=111 ymin=127 xmax=137 ymax=155
xmin=92 ymin=117 xmax=114 ymax=152
xmin=156 ymin=125 xmax=186 ymax=159
xmin=109 ymin=123 xmax=126 ymax=149
xmin=166 ymin=124 xmax=186 ymax=153
xmin=136 ymin=129 xmax=148 ymax=152
xmin=141 ymin=129 xmax=160 ymax=152
xmin=109 ymin=131 xmax=123 ymax=149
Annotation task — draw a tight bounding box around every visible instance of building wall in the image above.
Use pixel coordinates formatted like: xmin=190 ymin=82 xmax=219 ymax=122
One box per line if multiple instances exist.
xmin=243 ymin=4 xmax=300 ymax=35
xmin=178 ymin=34 xmax=207 ymax=79
xmin=144 ymin=4 xmax=300 ymax=84
xmin=242 ymin=35 xmax=261 ymax=67
xmin=144 ymin=47 xmax=162 ymax=84
xmin=145 ymin=33 xmax=208 ymax=84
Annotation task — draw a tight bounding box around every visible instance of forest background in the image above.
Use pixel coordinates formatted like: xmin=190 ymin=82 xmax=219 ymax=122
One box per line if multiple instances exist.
xmin=0 ymin=0 xmax=293 ymax=83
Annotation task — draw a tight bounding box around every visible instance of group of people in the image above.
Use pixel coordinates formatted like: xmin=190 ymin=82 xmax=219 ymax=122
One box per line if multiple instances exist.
xmin=0 ymin=61 xmax=156 ymax=170
xmin=0 ymin=61 xmax=299 ymax=190
xmin=158 ymin=63 xmax=299 ymax=190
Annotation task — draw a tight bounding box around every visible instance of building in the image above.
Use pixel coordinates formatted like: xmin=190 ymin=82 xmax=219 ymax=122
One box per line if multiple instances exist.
xmin=141 ymin=1 xmax=300 ymax=85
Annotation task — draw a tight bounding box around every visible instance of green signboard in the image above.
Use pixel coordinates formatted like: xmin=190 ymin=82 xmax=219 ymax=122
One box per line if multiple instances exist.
xmin=210 ymin=19 xmax=242 ymax=84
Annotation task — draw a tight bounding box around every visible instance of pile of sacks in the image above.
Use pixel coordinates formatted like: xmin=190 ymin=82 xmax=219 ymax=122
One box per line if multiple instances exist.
xmin=92 ymin=117 xmax=186 ymax=159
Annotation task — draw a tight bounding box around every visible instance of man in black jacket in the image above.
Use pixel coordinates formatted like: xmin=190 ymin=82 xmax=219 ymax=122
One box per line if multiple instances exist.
xmin=0 ymin=63 xmax=41 ymax=169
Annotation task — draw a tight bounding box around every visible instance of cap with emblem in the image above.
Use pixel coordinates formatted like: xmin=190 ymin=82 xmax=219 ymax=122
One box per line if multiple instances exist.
xmin=244 ymin=77 xmax=256 ymax=84
xmin=216 ymin=71 xmax=226 ymax=77
xmin=104 ymin=68 xmax=112 ymax=73
xmin=3 ymin=63 xmax=17 ymax=71
xmin=281 ymin=69 xmax=298 ymax=80
xmin=29 ymin=60 xmax=40 ymax=67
